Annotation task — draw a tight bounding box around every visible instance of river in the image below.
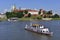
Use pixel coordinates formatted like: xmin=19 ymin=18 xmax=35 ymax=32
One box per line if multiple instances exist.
xmin=0 ymin=20 xmax=60 ymax=40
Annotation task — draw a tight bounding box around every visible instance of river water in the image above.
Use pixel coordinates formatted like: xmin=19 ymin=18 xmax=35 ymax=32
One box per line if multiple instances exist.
xmin=0 ymin=20 xmax=60 ymax=40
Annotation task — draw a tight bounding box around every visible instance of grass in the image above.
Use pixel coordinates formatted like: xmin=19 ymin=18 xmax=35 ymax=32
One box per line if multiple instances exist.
xmin=0 ymin=17 xmax=7 ymax=21
xmin=52 ymin=18 xmax=60 ymax=20
xmin=18 ymin=16 xmax=42 ymax=21
xmin=18 ymin=17 xmax=32 ymax=21
xmin=19 ymin=18 xmax=60 ymax=21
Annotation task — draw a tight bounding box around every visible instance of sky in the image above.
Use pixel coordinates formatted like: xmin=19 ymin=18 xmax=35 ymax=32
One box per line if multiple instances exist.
xmin=0 ymin=0 xmax=60 ymax=14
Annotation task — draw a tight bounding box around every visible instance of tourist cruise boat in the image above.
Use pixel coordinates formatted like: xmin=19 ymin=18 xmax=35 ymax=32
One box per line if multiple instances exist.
xmin=25 ymin=23 xmax=53 ymax=36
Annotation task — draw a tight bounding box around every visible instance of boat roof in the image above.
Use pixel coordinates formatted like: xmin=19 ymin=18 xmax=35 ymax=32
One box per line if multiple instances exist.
xmin=32 ymin=24 xmax=40 ymax=27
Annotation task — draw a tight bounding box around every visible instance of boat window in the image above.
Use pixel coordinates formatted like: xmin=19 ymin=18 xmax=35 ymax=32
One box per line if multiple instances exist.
xmin=43 ymin=31 xmax=45 ymax=32
xmin=46 ymin=31 xmax=49 ymax=32
xmin=41 ymin=31 xmax=42 ymax=32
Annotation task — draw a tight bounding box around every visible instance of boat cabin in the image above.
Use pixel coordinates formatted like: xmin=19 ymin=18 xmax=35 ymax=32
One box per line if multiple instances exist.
xmin=32 ymin=24 xmax=44 ymax=28
xmin=41 ymin=28 xmax=49 ymax=33
xmin=32 ymin=24 xmax=39 ymax=27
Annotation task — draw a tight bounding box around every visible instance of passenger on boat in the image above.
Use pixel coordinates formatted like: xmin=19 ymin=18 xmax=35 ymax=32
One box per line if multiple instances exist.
xmin=40 ymin=25 xmax=44 ymax=29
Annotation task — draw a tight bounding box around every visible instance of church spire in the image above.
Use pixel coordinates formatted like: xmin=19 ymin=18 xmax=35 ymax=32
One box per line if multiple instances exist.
xmin=12 ymin=4 xmax=16 ymax=10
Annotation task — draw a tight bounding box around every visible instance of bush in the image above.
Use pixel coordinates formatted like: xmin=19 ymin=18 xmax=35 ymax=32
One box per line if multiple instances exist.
xmin=28 ymin=13 xmax=31 ymax=17
xmin=53 ymin=14 xmax=59 ymax=18
xmin=6 ymin=11 xmax=24 ymax=18
xmin=17 ymin=12 xmax=24 ymax=18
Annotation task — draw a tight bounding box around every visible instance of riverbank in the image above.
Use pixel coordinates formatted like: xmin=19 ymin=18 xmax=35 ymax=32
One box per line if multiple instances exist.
xmin=19 ymin=18 xmax=60 ymax=21
xmin=52 ymin=18 xmax=60 ymax=20
xmin=18 ymin=18 xmax=60 ymax=21
xmin=0 ymin=18 xmax=7 ymax=21
xmin=0 ymin=17 xmax=60 ymax=21
xmin=18 ymin=18 xmax=34 ymax=21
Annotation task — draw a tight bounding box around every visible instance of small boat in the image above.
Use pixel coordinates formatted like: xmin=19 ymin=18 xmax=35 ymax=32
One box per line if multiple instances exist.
xmin=8 ymin=17 xmax=18 ymax=22
xmin=25 ymin=23 xmax=53 ymax=36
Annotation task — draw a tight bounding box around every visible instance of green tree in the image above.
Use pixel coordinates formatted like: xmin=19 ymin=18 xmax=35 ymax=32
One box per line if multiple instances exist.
xmin=47 ymin=10 xmax=53 ymax=14
xmin=6 ymin=11 xmax=24 ymax=18
xmin=28 ymin=13 xmax=31 ymax=17
xmin=17 ymin=11 xmax=24 ymax=18
xmin=24 ymin=10 xmax=28 ymax=14
xmin=6 ymin=12 xmax=12 ymax=18
xmin=46 ymin=10 xmax=53 ymax=18
xmin=38 ymin=9 xmax=41 ymax=14
xmin=53 ymin=14 xmax=59 ymax=18
xmin=12 ymin=12 xmax=17 ymax=17
xmin=38 ymin=9 xmax=47 ymax=15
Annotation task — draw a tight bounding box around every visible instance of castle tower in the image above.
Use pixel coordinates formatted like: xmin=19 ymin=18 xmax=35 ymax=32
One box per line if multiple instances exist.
xmin=40 ymin=9 xmax=44 ymax=15
xmin=12 ymin=5 xmax=16 ymax=11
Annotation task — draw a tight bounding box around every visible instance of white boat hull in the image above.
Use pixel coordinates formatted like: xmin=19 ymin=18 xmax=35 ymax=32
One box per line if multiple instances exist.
xmin=25 ymin=26 xmax=53 ymax=36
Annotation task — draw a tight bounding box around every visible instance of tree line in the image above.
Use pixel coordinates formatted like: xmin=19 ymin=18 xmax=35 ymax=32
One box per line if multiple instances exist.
xmin=38 ymin=9 xmax=60 ymax=18
xmin=5 ymin=10 xmax=31 ymax=18
xmin=5 ymin=9 xmax=60 ymax=19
